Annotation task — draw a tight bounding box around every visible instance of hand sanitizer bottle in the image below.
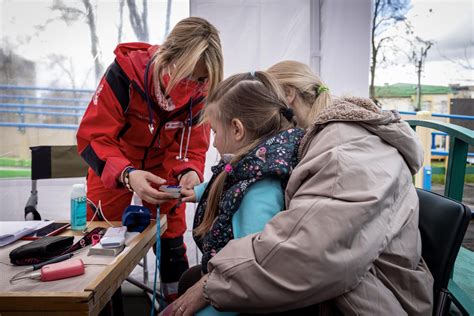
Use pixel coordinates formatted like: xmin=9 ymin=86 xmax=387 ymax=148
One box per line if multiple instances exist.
xmin=71 ymin=184 xmax=87 ymax=230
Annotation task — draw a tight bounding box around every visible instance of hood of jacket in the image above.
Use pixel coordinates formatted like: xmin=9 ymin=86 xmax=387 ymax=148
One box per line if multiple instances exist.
xmin=113 ymin=42 xmax=206 ymax=111
xmin=301 ymin=96 xmax=424 ymax=175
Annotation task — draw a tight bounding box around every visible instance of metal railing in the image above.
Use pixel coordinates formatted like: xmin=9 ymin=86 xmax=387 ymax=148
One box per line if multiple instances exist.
xmin=400 ymin=110 xmax=474 ymax=121
xmin=0 ymin=85 xmax=93 ymax=130
xmin=407 ymin=120 xmax=474 ymax=202
xmin=407 ymin=119 xmax=474 ymax=315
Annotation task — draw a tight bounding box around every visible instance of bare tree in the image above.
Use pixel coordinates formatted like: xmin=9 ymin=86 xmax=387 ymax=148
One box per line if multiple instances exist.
xmin=127 ymin=0 xmax=149 ymax=42
xmin=409 ymin=37 xmax=434 ymax=111
xmin=49 ymin=0 xmax=103 ymax=82
xmin=164 ymin=0 xmax=173 ymax=37
xmin=117 ymin=0 xmax=126 ymax=43
xmin=370 ymin=0 xmax=411 ymax=100
xmin=45 ymin=54 xmax=79 ymax=124
xmin=0 ymin=40 xmax=36 ymax=86
xmin=439 ymin=42 xmax=474 ymax=71
xmin=47 ymin=54 xmax=77 ymax=89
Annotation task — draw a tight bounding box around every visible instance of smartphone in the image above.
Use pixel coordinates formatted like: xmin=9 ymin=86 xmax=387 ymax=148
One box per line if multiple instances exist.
xmin=159 ymin=185 xmax=182 ymax=198
xmin=22 ymin=222 xmax=70 ymax=240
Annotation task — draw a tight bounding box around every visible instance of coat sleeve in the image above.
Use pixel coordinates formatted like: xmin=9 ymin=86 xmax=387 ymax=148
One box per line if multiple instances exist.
xmin=204 ymin=123 xmax=415 ymax=313
xmin=231 ymin=178 xmax=284 ymax=239
xmin=160 ymin=99 xmax=210 ymax=183
xmin=194 ymin=182 xmax=208 ymax=202
xmin=76 ymin=65 xmax=131 ymax=189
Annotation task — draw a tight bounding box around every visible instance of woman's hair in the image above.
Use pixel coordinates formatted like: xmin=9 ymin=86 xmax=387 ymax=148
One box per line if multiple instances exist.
xmin=194 ymin=71 xmax=295 ymax=237
xmin=267 ymin=60 xmax=331 ymax=128
xmin=153 ymin=17 xmax=224 ymax=96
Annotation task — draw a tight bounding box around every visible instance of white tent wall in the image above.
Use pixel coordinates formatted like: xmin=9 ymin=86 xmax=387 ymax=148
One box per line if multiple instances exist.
xmin=320 ymin=0 xmax=372 ymax=97
xmin=190 ymin=0 xmax=311 ymax=77
xmin=190 ymin=0 xmax=372 ymax=97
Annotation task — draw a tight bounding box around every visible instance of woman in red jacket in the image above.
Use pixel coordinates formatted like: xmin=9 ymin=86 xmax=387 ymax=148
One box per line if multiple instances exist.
xmin=76 ymin=17 xmax=223 ymax=300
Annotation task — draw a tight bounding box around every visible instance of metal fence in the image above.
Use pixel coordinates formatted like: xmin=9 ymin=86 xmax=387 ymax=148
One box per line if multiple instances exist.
xmin=0 ymin=84 xmax=93 ymax=131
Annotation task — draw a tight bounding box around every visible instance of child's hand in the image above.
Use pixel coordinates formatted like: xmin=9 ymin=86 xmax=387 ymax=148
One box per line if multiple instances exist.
xmin=180 ymin=188 xmax=196 ymax=203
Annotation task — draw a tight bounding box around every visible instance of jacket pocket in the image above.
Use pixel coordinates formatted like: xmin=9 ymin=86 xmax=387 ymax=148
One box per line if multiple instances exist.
xmin=159 ymin=121 xmax=183 ymax=149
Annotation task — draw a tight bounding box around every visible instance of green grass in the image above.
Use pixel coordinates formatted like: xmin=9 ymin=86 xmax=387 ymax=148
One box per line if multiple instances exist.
xmin=0 ymin=158 xmax=473 ymax=183
xmin=0 ymin=157 xmax=31 ymax=167
xmin=431 ymin=162 xmax=474 ymax=184
xmin=0 ymin=169 xmax=31 ymax=178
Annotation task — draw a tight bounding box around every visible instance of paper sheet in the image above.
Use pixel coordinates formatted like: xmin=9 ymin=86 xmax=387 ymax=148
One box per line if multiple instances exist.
xmin=0 ymin=221 xmax=51 ymax=247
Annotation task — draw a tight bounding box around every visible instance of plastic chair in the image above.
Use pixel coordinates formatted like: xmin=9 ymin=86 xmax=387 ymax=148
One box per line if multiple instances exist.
xmin=417 ymin=188 xmax=472 ymax=316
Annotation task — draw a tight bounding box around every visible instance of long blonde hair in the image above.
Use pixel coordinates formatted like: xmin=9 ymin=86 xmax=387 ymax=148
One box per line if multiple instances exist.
xmin=153 ymin=17 xmax=223 ymax=96
xmin=267 ymin=60 xmax=331 ymax=128
xmin=194 ymin=71 xmax=295 ymax=237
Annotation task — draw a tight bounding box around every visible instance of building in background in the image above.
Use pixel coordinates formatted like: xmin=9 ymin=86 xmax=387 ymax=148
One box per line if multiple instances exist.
xmin=375 ymin=83 xmax=453 ymax=113
xmin=450 ymin=84 xmax=474 ymax=99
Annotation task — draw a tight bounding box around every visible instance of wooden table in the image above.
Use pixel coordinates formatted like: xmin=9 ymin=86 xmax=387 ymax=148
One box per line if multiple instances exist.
xmin=0 ymin=216 xmax=166 ymax=316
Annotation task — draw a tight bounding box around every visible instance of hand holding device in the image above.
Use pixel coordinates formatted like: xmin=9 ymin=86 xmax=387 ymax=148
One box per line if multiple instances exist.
xmin=180 ymin=188 xmax=196 ymax=203
xmin=128 ymin=170 xmax=167 ymax=204
xmin=178 ymin=170 xmax=200 ymax=189
xmin=159 ymin=185 xmax=182 ymax=198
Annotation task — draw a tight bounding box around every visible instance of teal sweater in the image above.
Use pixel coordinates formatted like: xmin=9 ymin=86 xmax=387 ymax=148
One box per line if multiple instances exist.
xmin=193 ymin=178 xmax=284 ymax=316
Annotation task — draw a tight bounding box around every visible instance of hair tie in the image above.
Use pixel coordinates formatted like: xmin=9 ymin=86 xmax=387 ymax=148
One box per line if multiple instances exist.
xmin=317 ymin=85 xmax=329 ymax=95
xmin=280 ymin=107 xmax=294 ymax=121
xmin=224 ymin=164 xmax=233 ymax=174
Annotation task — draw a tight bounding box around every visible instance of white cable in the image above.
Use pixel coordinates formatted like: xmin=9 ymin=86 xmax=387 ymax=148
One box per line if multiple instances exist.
xmin=83 ymin=198 xmax=115 ymax=233
xmin=177 ymin=124 xmax=186 ymax=160
xmin=183 ymin=124 xmax=192 ymax=162
xmin=97 ymin=200 xmax=115 ymax=227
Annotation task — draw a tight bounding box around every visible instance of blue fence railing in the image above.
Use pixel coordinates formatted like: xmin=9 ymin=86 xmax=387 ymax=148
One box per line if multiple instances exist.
xmin=0 ymin=85 xmax=93 ymax=130
xmin=0 ymin=94 xmax=90 ymax=104
xmin=0 ymin=103 xmax=87 ymax=111
xmin=0 ymin=122 xmax=78 ymax=129
xmin=0 ymin=109 xmax=83 ymax=117
xmin=0 ymin=84 xmax=94 ymax=94
xmin=399 ymin=110 xmax=474 ymax=121
xmin=1 ymin=86 xmax=473 ymax=131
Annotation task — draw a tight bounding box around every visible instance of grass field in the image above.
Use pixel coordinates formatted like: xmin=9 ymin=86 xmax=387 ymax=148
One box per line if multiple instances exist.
xmin=431 ymin=161 xmax=474 ymax=184
xmin=0 ymin=157 xmax=31 ymax=167
xmin=0 ymin=158 xmax=473 ymax=183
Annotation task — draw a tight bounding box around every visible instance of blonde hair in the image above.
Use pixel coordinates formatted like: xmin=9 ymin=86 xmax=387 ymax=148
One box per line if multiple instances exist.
xmin=153 ymin=17 xmax=223 ymax=96
xmin=267 ymin=60 xmax=332 ymax=128
xmin=194 ymin=71 xmax=295 ymax=237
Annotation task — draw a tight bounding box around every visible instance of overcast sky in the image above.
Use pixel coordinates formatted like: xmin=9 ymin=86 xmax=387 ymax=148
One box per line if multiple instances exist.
xmin=0 ymin=0 xmax=189 ymax=89
xmin=376 ymin=0 xmax=473 ymax=86
xmin=0 ymin=0 xmax=472 ymax=88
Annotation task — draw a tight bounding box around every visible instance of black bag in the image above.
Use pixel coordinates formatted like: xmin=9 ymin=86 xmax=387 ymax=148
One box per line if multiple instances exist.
xmin=9 ymin=236 xmax=74 ymax=266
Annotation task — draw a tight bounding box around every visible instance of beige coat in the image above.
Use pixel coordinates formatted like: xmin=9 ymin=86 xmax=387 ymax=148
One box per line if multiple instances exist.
xmin=204 ymin=97 xmax=434 ymax=315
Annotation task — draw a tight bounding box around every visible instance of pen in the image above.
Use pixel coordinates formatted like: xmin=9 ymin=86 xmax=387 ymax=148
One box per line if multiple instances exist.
xmin=32 ymin=253 xmax=74 ymax=270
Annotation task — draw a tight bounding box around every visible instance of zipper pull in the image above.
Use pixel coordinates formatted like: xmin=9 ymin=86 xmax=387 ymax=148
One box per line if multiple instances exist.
xmin=148 ymin=124 xmax=155 ymax=134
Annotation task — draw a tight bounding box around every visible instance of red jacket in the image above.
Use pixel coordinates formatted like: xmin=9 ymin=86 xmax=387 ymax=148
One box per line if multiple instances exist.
xmin=77 ymin=42 xmax=210 ymax=189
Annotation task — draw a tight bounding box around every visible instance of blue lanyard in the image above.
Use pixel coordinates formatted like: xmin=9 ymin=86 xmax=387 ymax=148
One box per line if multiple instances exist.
xmin=151 ymin=210 xmax=163 ymax=315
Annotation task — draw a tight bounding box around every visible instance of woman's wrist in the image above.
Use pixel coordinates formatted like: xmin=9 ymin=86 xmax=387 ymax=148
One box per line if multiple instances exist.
xmin=177 ymin=168 xmax=196 ymax=182
xmin=120 ymin=166 xmax=136 ymax=192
